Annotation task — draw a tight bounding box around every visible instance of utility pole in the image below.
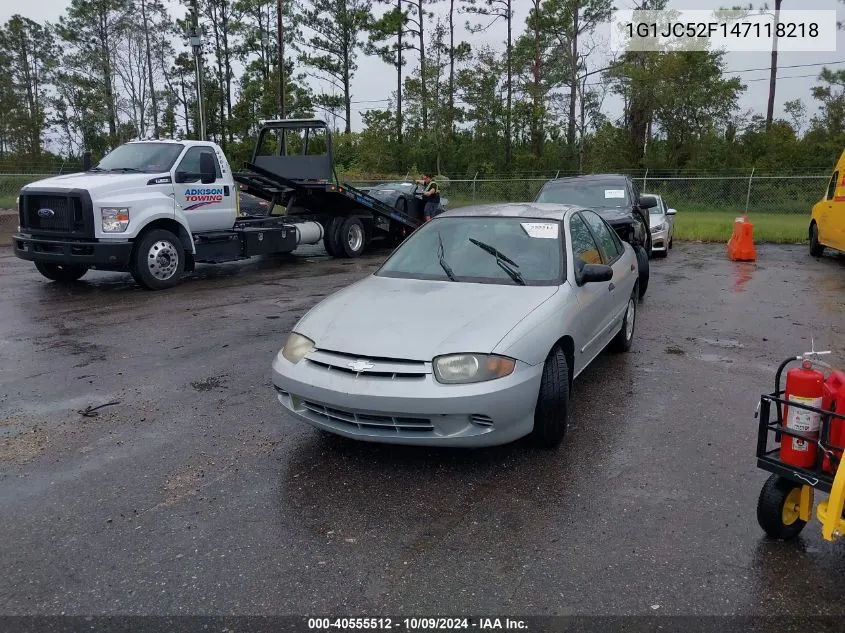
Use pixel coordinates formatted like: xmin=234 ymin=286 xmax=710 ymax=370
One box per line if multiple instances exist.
xmin=190 ymin=0 xmax=206 ymax=140
xmin=277 ymin=0 xmax=286 ymax=118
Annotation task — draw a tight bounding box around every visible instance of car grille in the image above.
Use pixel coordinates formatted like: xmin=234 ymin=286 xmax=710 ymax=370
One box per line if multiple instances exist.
xmin=301 ymin=400 xmax=434 ymax=433
xmin=306 ymin=349 xmax=428 ymax=380
xmin=19 ymin=192 xmax=93 ymax=237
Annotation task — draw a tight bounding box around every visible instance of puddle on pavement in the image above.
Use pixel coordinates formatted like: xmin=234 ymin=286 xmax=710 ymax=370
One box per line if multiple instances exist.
xmin=732 ymin=262 xmax=755 ymax=293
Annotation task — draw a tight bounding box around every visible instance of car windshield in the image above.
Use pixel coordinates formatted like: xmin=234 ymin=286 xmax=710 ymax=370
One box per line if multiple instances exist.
xmin=95 ymin=142 xmax=184 ymax=173
xmin=378 ymin=182 xmax=416 ymax=193
xmin=536 ymin=180 xmax=630 ymax=208
xmin=376 ymin=216 xmax=564 ymax=285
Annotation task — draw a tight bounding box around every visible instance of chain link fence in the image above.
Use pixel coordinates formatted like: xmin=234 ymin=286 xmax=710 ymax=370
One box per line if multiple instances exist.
xmin=1 ymin=170 xmax=830 ymax=214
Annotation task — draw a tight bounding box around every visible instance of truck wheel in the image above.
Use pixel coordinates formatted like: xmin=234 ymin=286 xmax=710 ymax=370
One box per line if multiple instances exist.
xmin=336 ymin=217 xmax=366 ymax=258
xmin=809 ymin=222 xmax=825 ymax=257
xmin=323 ymin=218 xmax=339 ymax=256
xmin=34 ymin=262 xmax=88 ymax=283
xmin=131 ymin=229 xmax=185 ymax=290
xmin=635 ymin=245 xmax=649 ymax=299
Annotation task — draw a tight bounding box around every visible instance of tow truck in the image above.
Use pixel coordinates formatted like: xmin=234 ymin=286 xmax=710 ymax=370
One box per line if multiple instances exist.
xmin=12 ymin=119 xmax=422 ymax=289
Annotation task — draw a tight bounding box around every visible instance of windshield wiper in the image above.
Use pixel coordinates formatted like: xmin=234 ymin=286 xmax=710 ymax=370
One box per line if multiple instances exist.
xmin=437 ymin=231 xmax=457 ymax=281
xmin=108 ymin=167 xmax=144 ymax=173
xmin=468 ymin=237 xmax=525 ymax=285
xmin=88 ymin=166 xmax=107 ymax=172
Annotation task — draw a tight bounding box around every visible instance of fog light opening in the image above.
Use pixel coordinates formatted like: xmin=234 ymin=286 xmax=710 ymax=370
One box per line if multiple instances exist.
xmin=470 ymin=414 xmax=494 ymax=428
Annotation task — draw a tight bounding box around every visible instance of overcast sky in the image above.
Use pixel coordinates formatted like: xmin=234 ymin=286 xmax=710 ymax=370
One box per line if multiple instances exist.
xmin=3 ymin=0 xmax=844 ymax=133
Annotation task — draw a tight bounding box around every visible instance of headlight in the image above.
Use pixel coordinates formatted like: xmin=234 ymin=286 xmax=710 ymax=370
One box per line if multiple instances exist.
xmin=101 ymin=207 xmax=130 ymax=232
xmin=281 ymin=332 xmax=315 ymax=363
xmin=433 ymin=353 xmax=516 ymax=384
xmin=651 ymin=222 xmax=666 ymax=233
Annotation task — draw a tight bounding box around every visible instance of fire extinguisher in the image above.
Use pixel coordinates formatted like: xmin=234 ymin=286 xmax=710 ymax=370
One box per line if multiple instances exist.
xmin=781 ymin=359 xmax=825 ymax=468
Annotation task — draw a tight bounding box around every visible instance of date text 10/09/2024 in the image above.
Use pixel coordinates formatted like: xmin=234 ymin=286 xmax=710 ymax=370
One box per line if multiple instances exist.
xmin=307 ymin=618 xmax=528 ymax=630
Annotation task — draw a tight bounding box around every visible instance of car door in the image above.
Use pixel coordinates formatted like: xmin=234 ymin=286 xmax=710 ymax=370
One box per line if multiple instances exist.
xmin=568 ymin=212 xmax=618 ymax=367
xmin=832 ymin=170 xmax=845 ymax=251
xmin=173 ymin=146 xmax=236 ymax=233
xmin=581 ymin=209 xmax=631 ymax=345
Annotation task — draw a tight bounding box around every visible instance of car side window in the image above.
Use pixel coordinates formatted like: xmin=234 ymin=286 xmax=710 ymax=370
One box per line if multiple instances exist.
xmin=581 ymin=210 xmax=621 ymax=263
xmin=570 ymin=213 xmax=603 ymax=277
xmin=176 ymin=147 xmax=222 ymax=182
xmin=827 ymin=171 xmax=838 ymax=200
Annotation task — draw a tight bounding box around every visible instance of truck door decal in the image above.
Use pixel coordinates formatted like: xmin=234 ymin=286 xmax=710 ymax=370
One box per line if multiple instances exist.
xmin=183 ymin=187 xmax=225 ymax=210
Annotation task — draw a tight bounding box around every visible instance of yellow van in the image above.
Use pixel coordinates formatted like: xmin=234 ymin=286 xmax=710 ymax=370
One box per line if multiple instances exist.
xmin=810 ymin=150 xmax=845 ymax=256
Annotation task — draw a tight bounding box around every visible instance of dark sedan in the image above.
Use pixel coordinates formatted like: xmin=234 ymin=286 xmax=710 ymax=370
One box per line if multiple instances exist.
xmin=360 ymin=181 xmax=448 ymax=219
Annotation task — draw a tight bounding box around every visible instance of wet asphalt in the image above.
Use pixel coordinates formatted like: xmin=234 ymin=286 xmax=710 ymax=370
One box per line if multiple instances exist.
xmin=1 ymin=241 xmax=845 ymax=617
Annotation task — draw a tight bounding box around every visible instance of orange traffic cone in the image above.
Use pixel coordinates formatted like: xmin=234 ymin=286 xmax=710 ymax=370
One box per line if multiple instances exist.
xmin=727 ymin=215 xmax=756 ymax=261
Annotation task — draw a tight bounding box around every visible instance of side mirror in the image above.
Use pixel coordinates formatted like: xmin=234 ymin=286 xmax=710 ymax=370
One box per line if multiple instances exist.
xmin=638 ymin=194 xmax=658 ymax=209
xmin=82 ymin=151 xmax=92 ymax=172
xmin=199 ymin=152 xmax=216 ymax=184
xmin=581 ymin=264 xmax=613 ymax=283
xmin=666 ymin=207 xmax=677 ymax=215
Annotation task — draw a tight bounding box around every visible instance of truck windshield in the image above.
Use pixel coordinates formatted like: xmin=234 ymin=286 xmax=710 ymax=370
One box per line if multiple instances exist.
xmin=536 ymin=180 xmax=630 ymax=208
xmin=95 ymin=143 xmax=185 ymax=173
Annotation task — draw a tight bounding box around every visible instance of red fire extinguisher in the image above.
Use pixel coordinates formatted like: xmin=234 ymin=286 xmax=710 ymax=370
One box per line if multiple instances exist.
xmin=781 ymin=359 xmax=825 ymax=468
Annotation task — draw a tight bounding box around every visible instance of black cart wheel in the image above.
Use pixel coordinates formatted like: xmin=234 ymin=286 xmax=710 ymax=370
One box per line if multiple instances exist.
xmin=757 ymin=474 xmax=807 ymax=540
xmin=530 ymin=346 xmax=570 ymax=449
xmin=34 ymin=261 xmax=88 ymax=283
xmin=635 ymin=245 xmax=649 ymax=299
xmin=610 ymin=283 xmax=637 ymax=353
xmin=809 ymin=222 xmax=825 ymax=257
xmin=336 ymin=217 xmax=366 ymax=258
xmin=131 ymin=229 xmax=185 ymax=290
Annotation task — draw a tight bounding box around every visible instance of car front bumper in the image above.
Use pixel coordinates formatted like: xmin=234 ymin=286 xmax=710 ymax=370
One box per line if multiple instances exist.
xmin=271 ymin=350 xmax=545 ymax=447
xmin=13 ymin=233 xmax=133 ymax=269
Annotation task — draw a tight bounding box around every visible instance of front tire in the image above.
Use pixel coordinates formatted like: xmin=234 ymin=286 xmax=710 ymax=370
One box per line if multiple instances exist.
xmin=530 ymin=346 xmax=570 ymax=449
xmin=34 ymin=262 xmax=88 ymax=282
xmin=323 ymin=217 xmax=340 ymax=256
xmin=809 ymin=222 xmax=825 ymax=257
xmin=131 ymin=229 xmax=185 ymax=290
xmin=757 ymin=474 xmax=807 ymax=540
xmin=610 ymin=285 xmax=637 ymax=352
xmin=635 ymin=245 xmax=649 ymax=299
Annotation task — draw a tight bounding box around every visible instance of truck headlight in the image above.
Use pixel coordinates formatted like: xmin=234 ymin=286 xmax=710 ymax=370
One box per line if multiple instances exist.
xmin=433 ymin=353 xmax=516 ymax=384
xmin=280 ymin=332 xmax=315 ymax=364
xmin=651 ymin=222 xmax=666 ymax=233
xmin=101 ymin=207 xmax=130 ymax=232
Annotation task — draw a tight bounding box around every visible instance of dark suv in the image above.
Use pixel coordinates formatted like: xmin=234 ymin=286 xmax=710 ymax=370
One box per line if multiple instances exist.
xmin=535 ymin=174 xmax=657 ymax=297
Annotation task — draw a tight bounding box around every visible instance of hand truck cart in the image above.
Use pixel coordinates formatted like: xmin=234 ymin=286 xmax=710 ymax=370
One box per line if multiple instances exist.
xmin=755 ymin=350 xmax=845 ymax=541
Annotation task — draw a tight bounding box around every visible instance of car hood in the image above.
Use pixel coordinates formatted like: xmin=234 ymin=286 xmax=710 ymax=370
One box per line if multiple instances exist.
xmin=293 ymin=274 xmax=559 ymax=361
xmin=22 ymin=172 xmax=161 ymax=195
xmin=587 ymin=206 xmax=636 ymax=225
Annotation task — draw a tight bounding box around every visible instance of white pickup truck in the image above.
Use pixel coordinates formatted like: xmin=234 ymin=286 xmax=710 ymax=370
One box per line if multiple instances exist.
xmin=11 ymin=138 xmax=327 ymax=289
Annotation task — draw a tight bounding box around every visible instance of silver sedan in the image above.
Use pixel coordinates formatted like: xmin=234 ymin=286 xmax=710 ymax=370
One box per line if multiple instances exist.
xmin=271 ymin=203 xmax=641 ymax=448
xmin=645 ymin=193 xmax=677 ymax=257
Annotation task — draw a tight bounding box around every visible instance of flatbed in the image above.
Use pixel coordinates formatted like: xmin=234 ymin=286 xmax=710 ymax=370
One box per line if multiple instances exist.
xmin=233 ymin=119 xmax=422 ymax=257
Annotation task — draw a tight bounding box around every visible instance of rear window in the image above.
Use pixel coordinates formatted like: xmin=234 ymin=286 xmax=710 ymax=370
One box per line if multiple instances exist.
xmin=536 ymin=180 xmax=630 ymax=208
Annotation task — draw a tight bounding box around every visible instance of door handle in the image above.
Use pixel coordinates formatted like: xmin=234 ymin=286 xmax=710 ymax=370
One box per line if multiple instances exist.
xmin=608 ymin=282 xmax=615 ymax=291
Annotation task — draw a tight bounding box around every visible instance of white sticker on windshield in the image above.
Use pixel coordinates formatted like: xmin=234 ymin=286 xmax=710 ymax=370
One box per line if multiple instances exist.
xmin=605 ymin=189 xmax=625 ymax=199
xmin=521 ymin=222 xmax=559 ymax=239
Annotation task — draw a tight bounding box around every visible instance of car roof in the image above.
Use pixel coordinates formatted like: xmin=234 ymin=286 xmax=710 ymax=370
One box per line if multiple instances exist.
xmin=541 ymin=174 xmax=630 ymax=185
xmin=438 ymin=202 xmax=583 ymax=221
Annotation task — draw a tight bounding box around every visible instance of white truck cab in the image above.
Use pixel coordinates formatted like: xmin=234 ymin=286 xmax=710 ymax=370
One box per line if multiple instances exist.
xmin=12 ymin=139 xmax=323 ymax=289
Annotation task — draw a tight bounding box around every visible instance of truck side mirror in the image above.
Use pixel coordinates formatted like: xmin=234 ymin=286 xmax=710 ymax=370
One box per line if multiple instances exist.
xmin=200 ymin=152 xmax=216 ymax=184
xmin=82 ymin=151 xmax=92 ymax=172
